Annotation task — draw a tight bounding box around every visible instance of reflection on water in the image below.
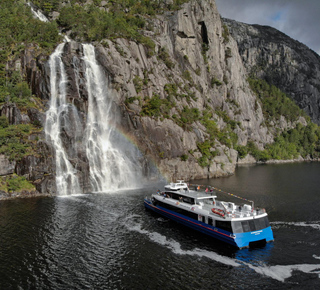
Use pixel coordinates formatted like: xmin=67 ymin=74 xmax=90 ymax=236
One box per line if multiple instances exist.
xmin=1 ymin=163 xmax=320 ymax=288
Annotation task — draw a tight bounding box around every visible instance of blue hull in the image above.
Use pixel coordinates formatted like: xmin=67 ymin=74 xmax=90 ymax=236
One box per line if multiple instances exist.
xmin=144 ymin=199 xmax=274 ymax=249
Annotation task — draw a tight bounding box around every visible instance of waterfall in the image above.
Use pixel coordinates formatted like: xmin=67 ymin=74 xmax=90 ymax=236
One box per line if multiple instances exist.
xmin=27 ymin=2 xmax=49 ymax=22
xmin=45 ymin=42 xmax=144 ymax=195
xmin=45 ymin=43 xmax=82 ymax=195
xmin=82 ymin=44 xmax=142 ymax=192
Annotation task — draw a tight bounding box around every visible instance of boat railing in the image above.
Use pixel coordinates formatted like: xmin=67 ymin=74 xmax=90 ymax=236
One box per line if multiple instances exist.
xmin=214 ymin=201 xmax=266 ymax=218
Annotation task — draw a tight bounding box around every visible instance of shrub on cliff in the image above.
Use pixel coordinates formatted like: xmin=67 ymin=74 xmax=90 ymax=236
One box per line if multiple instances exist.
xmin=0 ymin=116 xmax=9 ymax=128
xmin=1 ymin=175 xmax=35 ymax=193
xmin=0 ymin=124 xmax=42 ymax=161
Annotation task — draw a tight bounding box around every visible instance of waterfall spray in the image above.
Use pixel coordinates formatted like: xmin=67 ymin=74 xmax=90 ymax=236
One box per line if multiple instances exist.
xmin=82 ymin=44 xmax=142 ymax=191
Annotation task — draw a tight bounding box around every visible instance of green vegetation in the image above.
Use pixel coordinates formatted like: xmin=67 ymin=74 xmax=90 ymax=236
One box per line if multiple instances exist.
xmin=180 ymin=154 xmax=189 ymax=161
xmin=178 ymin=106 xmax=201 ymax=130
xmin=248 ymin=78 xmax=307 ymax=122
xmin=133 ymin=75 xmax=143 ymax=93
xmin=242 ymin=124 xmax=320 ymax=162
xmin=237 ymin=78 xmax=320 ymax=161
xmin=34 ymin=0 xmax=189 ymax=14
xmin=0 ymin=121 xmax=42 ymax=161
xmin=222 ymin=24 xmax=229 ymax=43
xmin=197 ymin=140 xmax=218 ymax=168
xmin=141 ymin=93 xmax=175 ymax=118
xmin=225 ymin=47 xmax=232 ymax=59
xmin=31 ymin=0 xmax=188 ymax=55
xmin=0 ymin=0 xmax=61 ymax=113
xmin=0 ymin=174 xmax=35 ymax=193
xmin=211 ymin=77 xmax=222 ymax=87
xmin=265 ymin=122 xmax=320 ymax=160
xmin=201 ymin=43 xmax=209 ymax=64
xmin=158 ymin=47 xmax=175 ymax=69
xmin=0 ymin=0 xmax=47 ymax=163
xmin=139 ymin=86 xmax=242 ymax=166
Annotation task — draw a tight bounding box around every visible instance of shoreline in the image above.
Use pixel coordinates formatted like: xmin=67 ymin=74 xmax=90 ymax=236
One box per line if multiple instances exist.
xmin=237 ymin=154 xmax=320 ymax=166
xmin=0 ymin=190 xmax=52 ymax=201
xmin=1 ymin=158 xmax=319 ymax=201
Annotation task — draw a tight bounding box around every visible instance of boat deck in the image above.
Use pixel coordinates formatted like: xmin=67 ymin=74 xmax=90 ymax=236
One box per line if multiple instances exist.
xmin=160 ymin=189 xmax=266 ymax=219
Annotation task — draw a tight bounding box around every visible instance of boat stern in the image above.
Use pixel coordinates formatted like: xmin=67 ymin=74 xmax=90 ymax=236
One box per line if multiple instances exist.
xmin=234 ymin=226 xmax=274 ymax=249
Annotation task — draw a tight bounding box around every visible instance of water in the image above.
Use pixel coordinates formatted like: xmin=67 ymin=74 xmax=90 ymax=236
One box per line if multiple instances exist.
xmin=45 ymin=43 xmax=82 ymax=195
xmin=1 ymin=162 xmax=320 ymax=289
xmin=83 ymin=44 xmax=142 ymax=192
xmin=45 ymin=43 xmax=145 ymax=195
xmin=27 ymin=2 xmax=49 ymax=22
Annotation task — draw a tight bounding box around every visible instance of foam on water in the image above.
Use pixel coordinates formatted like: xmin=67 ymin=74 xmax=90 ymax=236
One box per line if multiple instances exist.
xmin=126 ymin=221 xmax=240 ymax=267
xmin=271 ymin=221 xmax=320 ymax=230
xmin=245 ymin=263 xmax=320 ymax=282
xmin=129 ymin=219 xmax=320 ymax=282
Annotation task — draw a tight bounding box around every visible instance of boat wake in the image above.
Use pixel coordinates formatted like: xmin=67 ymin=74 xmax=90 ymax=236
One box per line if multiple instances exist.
xmin=271 ymin=221 xmax=320 ymax=230
xmin=127 ymin=219 xmax=320 ymax=282
xmin=125 ymin=221 xmax=239 ymax=267
xmin=242 ymin=261 xmax=320 ymax=282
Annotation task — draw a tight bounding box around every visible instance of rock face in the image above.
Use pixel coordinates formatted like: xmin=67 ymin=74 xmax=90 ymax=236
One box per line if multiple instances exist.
xmin=223 ymin=18 xmax=320 ymax=125
xmin=90 ymin=0 xmax=271 ymax=181
xmin=1 ymin=0 xmax=318 ymax=196
xmin=0 ymin=155 xmax=16 ymax=176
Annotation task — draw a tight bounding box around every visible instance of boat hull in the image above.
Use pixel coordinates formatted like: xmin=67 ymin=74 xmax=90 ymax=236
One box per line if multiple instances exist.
xmin=144 ymin=199 xmax=274 ymax=249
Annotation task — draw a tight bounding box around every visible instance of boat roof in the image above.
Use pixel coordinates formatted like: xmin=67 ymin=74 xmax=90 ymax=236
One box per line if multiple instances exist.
xmin=164 ymin=188 xmax=217 ymax=200
xmin=196 ymin=195 xmax=217 ymax=199
xmin=165 ymin=181 xmax=188 ymax=187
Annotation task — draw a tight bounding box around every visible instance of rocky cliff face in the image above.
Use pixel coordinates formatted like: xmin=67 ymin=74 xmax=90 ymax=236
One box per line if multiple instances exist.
xmin=223 ymin=18 xmax=320 ymax=125
xmin=1 ymin=0 xmax=313 ymax=196
xmin=90 ymin=0 xmax=273 ymax=181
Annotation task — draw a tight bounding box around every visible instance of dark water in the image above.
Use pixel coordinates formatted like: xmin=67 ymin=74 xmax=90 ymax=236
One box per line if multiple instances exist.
xmin=1 ymin=163 xmax=320 ymax=289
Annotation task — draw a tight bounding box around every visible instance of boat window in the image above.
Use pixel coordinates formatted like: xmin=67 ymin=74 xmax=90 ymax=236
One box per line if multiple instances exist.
xmin=208 ymin=217 xmax=214 ymax=226
xmin=156 ymin=200 xmax=198 ymax=220
xmin=257 ymin=216 xmax=270 ymax=228
xmin=232 ymin=217 xmax=270 ymax=233
xmin=265 ymin=217 xmax=270 ymax=227
xmin=232 ymin=221 xmax=243 ymax=233
xmin=254 ymin=218 xmax=263 ymax=229
xmin=216 ymin=220 xmax=232 ymax=233
xmin=249 ymin=220 xmax=256 ymax=231
xmin=169 ymin=192 xmax=180 ymax=200
xmin=198 ymin=215 xmax=205 ymax=223
xmin=241 ymin=221 xmax=250 ymax=232
xmin=183 ymin=197 xmax=194 ymax=204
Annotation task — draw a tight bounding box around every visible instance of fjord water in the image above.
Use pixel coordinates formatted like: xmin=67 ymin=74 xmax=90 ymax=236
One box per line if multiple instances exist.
xmin=1 ymin=162 xmax=320 ymax=289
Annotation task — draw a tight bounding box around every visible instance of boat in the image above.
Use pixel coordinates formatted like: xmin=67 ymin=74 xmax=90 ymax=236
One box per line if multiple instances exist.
xmin=144 ymin=181 xmax=274 ymax=249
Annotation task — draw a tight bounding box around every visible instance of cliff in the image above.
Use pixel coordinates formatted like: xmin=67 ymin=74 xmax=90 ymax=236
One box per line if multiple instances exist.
xmin=223 ymin=18 xmax=320 ymax=125
xmin=0 ymin=0 xmax=319 ymax=197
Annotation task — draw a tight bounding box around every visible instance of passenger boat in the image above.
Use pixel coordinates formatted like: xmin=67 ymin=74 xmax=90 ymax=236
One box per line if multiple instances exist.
xmin=144 ymin=181 xmax=274 ymax=249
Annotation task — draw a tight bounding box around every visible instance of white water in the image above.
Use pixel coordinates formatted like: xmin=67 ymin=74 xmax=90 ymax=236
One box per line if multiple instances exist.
xmin=127 ymin=219 xmax=320 ymax=282
xmin=45 ymin=43 xmax=144 ymax=194
xmin=27 ymin=2 xmax=49 ymax=22
xmin=45 ymin=43 xmax=82 ymax=195
xmin=82 ymin=44 xmax=141 ymax=192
